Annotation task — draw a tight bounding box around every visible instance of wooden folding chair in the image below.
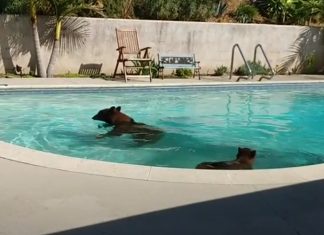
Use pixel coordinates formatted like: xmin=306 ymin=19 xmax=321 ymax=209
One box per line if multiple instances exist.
xmin=113 ymin=29 xmax=153 ymax=82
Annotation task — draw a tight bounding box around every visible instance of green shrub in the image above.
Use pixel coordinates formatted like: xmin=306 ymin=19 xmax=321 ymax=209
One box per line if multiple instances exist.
xmin=132 ymin=60 xmax=159 ymax=78
xmin=214 ymin=65 xmax=228 ymax=76
xmin=234 ymin=60 xmax=270 ymax=76
xmin=102 ymin=0 xmax=134 ymax=18
xmin=235 ymin=3 xmax=259 ymax=23
xmin=175 ymin=68 xmax=193 ymax=78
xmin=134 ymin=0 xmax=180 ymax=20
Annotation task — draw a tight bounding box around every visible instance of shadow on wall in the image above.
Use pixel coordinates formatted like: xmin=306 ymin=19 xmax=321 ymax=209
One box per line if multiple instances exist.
xmin=0 ymin=15 xmax=91 ymax=76
xmin=279 ymin=27 xmax=324 ymax=74
xmin=48 ymin=179 xmax=324 ymax=235
xmin=0 ymin=15 xmax=36 ymax=74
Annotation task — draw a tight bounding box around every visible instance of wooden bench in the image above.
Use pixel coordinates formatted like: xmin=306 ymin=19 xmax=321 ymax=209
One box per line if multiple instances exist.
xmin=78 ymin=63 xmax=103 ymax=77
xmin=158 ymin=54 xmax=201 ymax=79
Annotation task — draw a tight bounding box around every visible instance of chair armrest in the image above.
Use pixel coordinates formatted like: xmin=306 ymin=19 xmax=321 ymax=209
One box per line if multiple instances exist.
xmin=116 ymin=46 xmax=126 ymax=51
xmin=138 ymin=47 xmax=152 ymax=59
xmin=139 ymin=47 xmax=151 ymax=52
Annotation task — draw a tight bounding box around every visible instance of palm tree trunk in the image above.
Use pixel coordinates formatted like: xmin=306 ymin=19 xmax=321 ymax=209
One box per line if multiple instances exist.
xmin=46 ymin=20 xmax=61 ymax=78
xmin=30 ymin=0 xmax=46 ymax=77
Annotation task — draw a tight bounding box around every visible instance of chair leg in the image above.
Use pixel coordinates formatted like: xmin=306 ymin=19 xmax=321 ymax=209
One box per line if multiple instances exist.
xmin=113 ymin=61 xmax=119 ymax=78
xmin=123 ymin=61 xmax=127 ymax=83
xmin=113 ymin=53 xmax=123 ymax=78
xmin=149 ymin=61 xmax=152 ymax=82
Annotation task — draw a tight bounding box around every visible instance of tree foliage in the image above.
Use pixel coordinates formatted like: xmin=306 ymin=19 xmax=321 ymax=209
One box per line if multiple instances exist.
xmin=1 ymin=0 xmax=324 ymax=25
xmin=253 ymin=0 xmax=324 ymax=25
xmin=133 ymin=0 xmax=219 ymax=21
xmin=1 ymin=0 xmax=28 ymax=14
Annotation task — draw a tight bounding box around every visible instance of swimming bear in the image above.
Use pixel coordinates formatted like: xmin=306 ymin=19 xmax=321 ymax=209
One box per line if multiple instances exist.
xmin=92 ymin=106 xmax=164 ymax=144
xmin=196 ymin=147 xmax=256 ymax=170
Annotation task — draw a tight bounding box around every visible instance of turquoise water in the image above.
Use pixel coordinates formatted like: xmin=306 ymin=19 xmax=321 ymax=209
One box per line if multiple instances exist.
xmin=1 ymin=85 xmax=324 ymax=169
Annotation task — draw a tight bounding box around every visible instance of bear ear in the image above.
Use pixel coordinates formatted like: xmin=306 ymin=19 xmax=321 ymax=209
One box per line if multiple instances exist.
xmin=250 ymin=150 xmax=256 ymax=158
xmin=110 ymin=106 xmax=116 ymax=110
xmin=238 ymin=147 xmax=242 ymax=152
xmin=116 ymin=106 xmax=121 ymax=112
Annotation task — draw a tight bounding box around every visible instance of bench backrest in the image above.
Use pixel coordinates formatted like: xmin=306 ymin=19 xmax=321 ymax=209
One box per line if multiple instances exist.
xmin=116 ymin=29 xmax=140 ymax=54
xmin=158 ymin=54 xmax=197 ymax=68
xmin=78 ymin=63 xmax=103 ymax=76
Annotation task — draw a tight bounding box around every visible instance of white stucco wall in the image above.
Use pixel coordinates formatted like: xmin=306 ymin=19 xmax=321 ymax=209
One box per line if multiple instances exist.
xmin=0 ymin=15 xmax=323 ymax=75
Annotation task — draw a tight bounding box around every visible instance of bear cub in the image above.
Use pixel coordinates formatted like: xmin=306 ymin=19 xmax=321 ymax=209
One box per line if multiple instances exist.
xmin=196 ymin=147 xmax=256 ymax=170
xmin=92 ymin=106 xmax=164 ymax=144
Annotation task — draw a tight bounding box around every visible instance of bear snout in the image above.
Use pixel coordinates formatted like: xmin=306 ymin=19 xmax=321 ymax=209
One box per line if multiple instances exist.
xmin=92 ymin=114 xmax=100 ymax=120
xmin=92 ymin=115 xmax=98 ymax=120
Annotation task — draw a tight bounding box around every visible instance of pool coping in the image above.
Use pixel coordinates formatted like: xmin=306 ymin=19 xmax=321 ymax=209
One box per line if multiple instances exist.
xmin=0 ymin=79 xmax=324 ymax=89
xmin=1 ymin=140 xmax=324 ymax=185
xmin=1 ymin=79 xmax=324 ymax=185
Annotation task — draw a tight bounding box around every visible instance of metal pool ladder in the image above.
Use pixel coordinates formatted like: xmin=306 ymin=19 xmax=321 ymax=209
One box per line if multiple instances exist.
xmin=253 ymin=44 xmax=275 ymax=81
xmin=229 ymin=44 xmax=252 ymax=82
xmin=229 ymin=43 xmax=275 ymax=82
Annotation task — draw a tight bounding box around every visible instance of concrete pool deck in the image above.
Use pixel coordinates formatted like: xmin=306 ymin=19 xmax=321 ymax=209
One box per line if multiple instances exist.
xmin=0 ymin=75 xmax=324 ymax=235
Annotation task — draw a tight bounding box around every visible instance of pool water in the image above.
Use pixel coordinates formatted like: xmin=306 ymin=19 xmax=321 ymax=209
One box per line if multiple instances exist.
xmin=1 ymin=84 xmax=324 ymax=169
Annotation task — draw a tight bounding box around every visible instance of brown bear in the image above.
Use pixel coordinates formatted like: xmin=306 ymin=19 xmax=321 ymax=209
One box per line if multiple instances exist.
xmin=92 ymin=106 xmax=164 ymax=144
xmin=196 ymin=147 xmax=256 ymax=170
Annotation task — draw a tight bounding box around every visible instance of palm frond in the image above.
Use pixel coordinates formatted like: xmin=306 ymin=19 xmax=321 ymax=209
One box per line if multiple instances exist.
xmin=278 ymin=27 xmax=309 ymax=73
xmin=40 ymin=16 xmax=90 ymax=55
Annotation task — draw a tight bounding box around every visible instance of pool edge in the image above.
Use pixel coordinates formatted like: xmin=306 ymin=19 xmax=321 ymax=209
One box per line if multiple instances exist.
xmin=1 ymin=79 xmax=324 ymax=90
xmin=1 ymin=140 xmax=323 ymax=185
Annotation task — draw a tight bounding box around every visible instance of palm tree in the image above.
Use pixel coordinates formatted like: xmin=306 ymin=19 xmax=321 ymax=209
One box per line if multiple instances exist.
xmin=30 ymin=0 xmax=47 ymax=77
xmin=46 ymin=0 xmax=103 ymax=77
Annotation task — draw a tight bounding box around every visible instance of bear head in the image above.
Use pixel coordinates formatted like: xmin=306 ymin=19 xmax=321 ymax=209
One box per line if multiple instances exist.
xmin=236 ymin=147 xmax=256 ymax=165
xmin=92 ymin=106 xmax=134 ymax=125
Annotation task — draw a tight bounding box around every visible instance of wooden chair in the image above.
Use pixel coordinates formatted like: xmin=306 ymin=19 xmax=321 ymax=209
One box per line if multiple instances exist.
xmin=113 ymin=29 xmax=152 ymax=82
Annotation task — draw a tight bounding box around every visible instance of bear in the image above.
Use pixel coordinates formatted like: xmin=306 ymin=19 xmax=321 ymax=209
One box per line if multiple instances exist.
xmin=196 ymin=147 xmax=256 ymax=170
xmin=92 ymin=106 xmax=164 ymax=144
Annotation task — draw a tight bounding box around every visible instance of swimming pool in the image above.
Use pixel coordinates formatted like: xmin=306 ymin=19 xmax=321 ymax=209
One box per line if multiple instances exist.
xmin=1 ymin=83 xmax=324 ymax=169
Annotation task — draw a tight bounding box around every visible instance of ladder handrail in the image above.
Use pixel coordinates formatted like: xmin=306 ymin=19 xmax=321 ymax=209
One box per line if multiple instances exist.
xmin=229 ymin=44 xmax=252 ymax=82
xmin=253 ymin=44 xmax=275 ymax=81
